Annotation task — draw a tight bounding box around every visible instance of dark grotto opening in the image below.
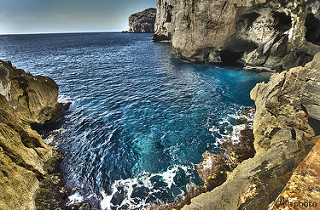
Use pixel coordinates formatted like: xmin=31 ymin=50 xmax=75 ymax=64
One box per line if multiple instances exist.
xmin=220 ymin=50 xmax=244 ymax=67
xmin=272 ymin=11 xmax=292 ymax=32
xmin=305 ymin=13 xmax=320 ymax=45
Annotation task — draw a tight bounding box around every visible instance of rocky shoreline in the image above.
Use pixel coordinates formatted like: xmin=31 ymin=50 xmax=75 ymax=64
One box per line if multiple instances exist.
xmin=156 ymin=123 xmax=257 ymax=209
xmin=2 ymin=2 xmax=320 ymax=207
xmin=149 ymin=2 xmax=320 ymax=206
xmin=178 ymin=53 xmax=320 ymax=209
xmin=2 ymin=54 xmax=320 ymax=209
xmin=0 ymin=60 xmax=88 ymax=209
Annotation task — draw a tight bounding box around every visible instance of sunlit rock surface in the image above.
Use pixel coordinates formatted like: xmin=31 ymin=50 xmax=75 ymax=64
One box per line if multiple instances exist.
xmin=127 ymin=8 xmax=157 ymax=33
xmin=153 ymin=0 xmax=320 ymax=70
xmin=269 ymin=136 xmax=320 ymax=210
xmin=0 ymin=60 xmax=66 ymax=125
xmin=0 ymin=60 xmax=67 ymax=209
xmin=182 ymin=53 xmax=320 ymax=209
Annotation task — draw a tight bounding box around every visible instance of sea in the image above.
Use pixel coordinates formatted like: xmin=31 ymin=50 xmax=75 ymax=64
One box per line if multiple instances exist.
xmin=0 ymin=32 xmax=270 ymax=209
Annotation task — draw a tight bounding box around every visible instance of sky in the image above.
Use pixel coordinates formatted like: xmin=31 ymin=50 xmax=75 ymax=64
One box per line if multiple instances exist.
xmin=0 ymin=0 xmax=156 ymax=34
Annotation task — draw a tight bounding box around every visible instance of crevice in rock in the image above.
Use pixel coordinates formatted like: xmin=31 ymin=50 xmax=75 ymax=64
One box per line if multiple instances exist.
xmin=305 ymin=13 xmax=320 ymax=45
xmin=31 ymin=115 xmax=65 ymax=138
xmin=5 ymin=122 xmax=43 ymax=148
xmin=291 ymin=128 xmax=297 ymax=140
xmin=308 ymin=117 xmax=320 ymax=136
xmin=165 ymin=3 xmax=173 ymax=23
xmin=152 ymin=34 xmax=171 ymax=42
xmin=269 ymin=127 xmax=281 ymax=139
xmin=0 ymin=169 xmax=9 ymax=178
xmin=31 ymin=103 xmax=71 ymax=137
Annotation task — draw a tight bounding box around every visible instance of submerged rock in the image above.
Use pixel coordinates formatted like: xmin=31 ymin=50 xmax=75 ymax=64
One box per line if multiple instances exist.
xmin=126 ymin=8 xmax=157 ymax=33
xmin=0 ymin=60 xmax=70 ymax=209
xmin=182 ymin=53 xmax=320 ymax=209
xmin=153 ymin=0 xmax=320 ymax=70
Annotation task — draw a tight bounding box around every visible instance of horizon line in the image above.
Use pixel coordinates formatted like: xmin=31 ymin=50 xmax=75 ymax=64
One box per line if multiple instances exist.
xmin=0 ymin=30 xmax=127 ymax=36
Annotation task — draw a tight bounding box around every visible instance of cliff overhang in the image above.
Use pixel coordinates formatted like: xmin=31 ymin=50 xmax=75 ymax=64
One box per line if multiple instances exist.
xmin=153 ymin=0 xmax=320 ymax=71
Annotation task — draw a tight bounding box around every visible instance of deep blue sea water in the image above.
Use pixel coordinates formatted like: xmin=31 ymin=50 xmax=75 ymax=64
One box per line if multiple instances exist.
xmin=0 ymin=33 xmax=270 ymax=209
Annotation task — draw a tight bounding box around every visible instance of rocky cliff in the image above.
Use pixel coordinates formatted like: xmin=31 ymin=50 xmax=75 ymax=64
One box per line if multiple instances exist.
xmin=270 ymin=136 xmax=320 ymax=209
xmin=127 ymin=8 xmax=157 ymax=33
xmin=153 ymin=0 xmax=320 ymax=70
xmin=0 ymin=60 xmax=69 ymax=209
xmin=181 ymin=53 xmax=320 ymax=209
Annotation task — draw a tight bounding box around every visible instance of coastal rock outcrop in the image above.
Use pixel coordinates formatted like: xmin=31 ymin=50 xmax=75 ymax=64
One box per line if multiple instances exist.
xmin=153 ymin=0 xmax=320 ymax=70
xmin=182 ymin=53 xmax=320 ymax=209
xmin=0 ymin=60 xmax=69 ymax=209
xmin=0 ymin=60 xmax=69 ymax=125
xmin=126 ymin=8 xmax=157 ymax=33
xmin=158 ymin=124 xmax=256 ymax=209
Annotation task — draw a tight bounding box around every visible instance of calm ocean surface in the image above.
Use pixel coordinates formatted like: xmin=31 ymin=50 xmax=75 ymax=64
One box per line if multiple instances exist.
xmin=0 ymin=33 xmax=269 ymax=209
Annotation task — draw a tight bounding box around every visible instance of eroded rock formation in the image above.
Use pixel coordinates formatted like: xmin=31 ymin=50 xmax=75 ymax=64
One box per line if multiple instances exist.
xmin=0 ymin=60 xmax=69 ymax=209
xmin=181 ymin=53 xmax=320 ymax=209
xmin=127 ymin=8 xmax=157 ymax=33
xmin=153 ymin=0 xmax=320 ymax=70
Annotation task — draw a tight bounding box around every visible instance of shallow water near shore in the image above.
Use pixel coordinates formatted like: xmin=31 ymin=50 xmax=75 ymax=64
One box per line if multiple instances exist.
xmin=0 ymin=33 xmax=270 ymax=209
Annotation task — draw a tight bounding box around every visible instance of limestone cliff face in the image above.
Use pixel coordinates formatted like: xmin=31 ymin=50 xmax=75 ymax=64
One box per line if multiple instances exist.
xmin=182 ymin=53 xmax=320 ymax=209
xmin=153 ymin=0 xmax=320 ymax=70
xmin=0 ymin=60 xmax=65 ymax=210
xmin=127 ymin=8 xmax=157 ymax=33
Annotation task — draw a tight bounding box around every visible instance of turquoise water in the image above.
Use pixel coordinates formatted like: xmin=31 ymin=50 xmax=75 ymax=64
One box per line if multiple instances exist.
xmin=0 ymin=33 xmax=269 ymax=209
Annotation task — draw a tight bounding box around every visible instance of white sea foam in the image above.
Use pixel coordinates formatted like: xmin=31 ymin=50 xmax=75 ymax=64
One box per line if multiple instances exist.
xmin=43 ymin=127 xmax=68 ymax=145
xmin=67 ymin=192 xmax=84 ymax=205
xmin=209 ymin=106 xmax=255 ymax=147
xmin=58 ymin=94 xmax=73 ymax=103
xmin=230 ymin=124 xmax=247 ymax=144
xmin=100 ymin=165 xmax=191 ymax=210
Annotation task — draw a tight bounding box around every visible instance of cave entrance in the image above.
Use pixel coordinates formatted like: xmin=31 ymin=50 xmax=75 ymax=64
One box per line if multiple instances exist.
xmin=305 ymin=13 xmax=320 ymax=45
xmin=272 ymin=11 xmax=292 ymax=32
xmin=220 ymin=50 xmax=244 ymax=67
